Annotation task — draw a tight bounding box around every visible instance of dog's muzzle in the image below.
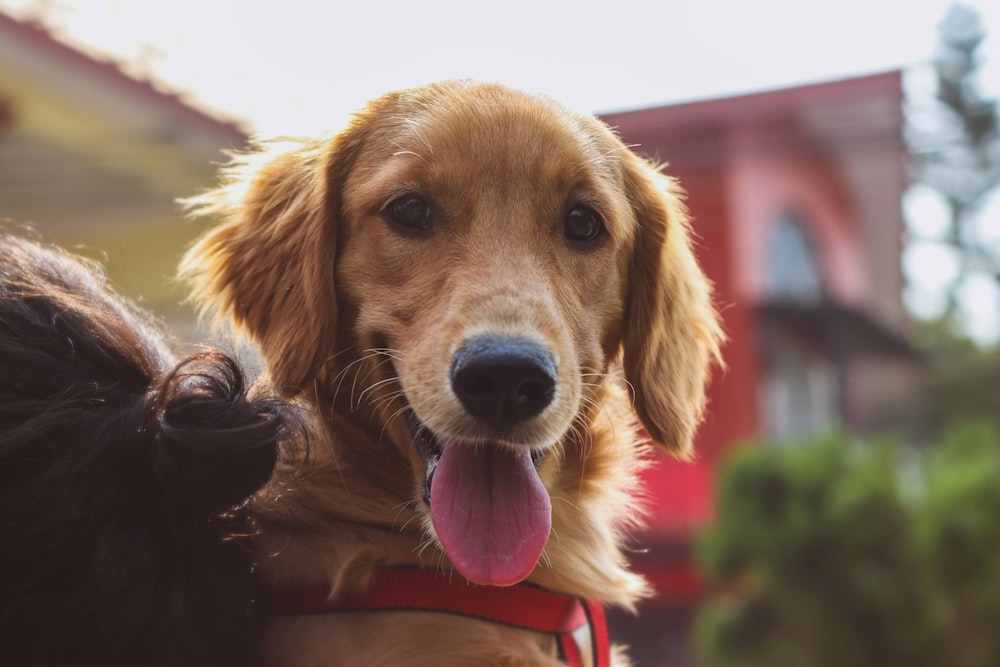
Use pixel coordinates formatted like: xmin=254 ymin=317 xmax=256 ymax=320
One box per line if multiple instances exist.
xmin=403 ymin=334 xmax=557 ymax=587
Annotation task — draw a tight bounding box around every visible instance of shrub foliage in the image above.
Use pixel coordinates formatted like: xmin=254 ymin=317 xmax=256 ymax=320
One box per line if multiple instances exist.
xmin=696 ymin=424 xmax=1000 ymax=667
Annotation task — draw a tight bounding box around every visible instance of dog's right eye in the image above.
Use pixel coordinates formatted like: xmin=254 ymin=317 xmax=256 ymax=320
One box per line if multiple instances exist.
xmin=383 ymin=194 xmax=432 ymax=234
xmin=563 ymin=205 xmax=606 ymax=246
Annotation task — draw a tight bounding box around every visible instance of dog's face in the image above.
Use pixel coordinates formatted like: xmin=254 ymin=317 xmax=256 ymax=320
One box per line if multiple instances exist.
xmin=181 ymin=81 xmax=721 ymax=587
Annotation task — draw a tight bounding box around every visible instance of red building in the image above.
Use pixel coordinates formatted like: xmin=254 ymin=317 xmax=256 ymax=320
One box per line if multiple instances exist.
xmin=601 ymin=72 xmax=916 ymax=664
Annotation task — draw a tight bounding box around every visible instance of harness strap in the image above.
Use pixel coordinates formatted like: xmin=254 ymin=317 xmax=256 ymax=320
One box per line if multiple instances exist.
xmin=272 ymin=568 xmax=610 ymax=667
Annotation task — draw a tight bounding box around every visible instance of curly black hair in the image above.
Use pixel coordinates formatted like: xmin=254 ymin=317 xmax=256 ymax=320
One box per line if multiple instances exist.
xmin=0 ymin=234 xmax=295 ymax=666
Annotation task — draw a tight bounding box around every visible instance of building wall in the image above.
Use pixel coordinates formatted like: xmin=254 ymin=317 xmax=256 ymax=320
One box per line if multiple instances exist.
xmin=603 ymin=71 xmax=909 ymax=460
xmin=601 ymin=77 xmax=911 ymax=666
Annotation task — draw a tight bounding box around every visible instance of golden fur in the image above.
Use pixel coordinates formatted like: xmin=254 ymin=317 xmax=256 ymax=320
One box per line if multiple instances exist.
xmin=180 ymin=81 xmax=723 ymax=666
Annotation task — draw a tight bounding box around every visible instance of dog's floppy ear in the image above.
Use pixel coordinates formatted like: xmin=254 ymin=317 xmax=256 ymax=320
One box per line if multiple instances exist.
xmin=620 ymin=151 xmax=724 ymax=458
xmin=180 ymin=136 xmax=352 ymax=395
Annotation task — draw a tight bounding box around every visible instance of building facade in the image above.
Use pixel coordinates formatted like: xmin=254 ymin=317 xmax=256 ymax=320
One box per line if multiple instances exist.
xmin=601 ymin=72 xmax=917 ymax=664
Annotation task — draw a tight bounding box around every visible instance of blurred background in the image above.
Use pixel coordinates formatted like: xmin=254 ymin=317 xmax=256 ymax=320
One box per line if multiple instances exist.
xmin=0 ymin=1 xmax=997 ymax=664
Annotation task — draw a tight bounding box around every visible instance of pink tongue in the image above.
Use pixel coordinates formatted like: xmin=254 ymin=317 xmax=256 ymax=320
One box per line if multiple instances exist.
xmin=430 ymin=443 xmax=551 ymax=586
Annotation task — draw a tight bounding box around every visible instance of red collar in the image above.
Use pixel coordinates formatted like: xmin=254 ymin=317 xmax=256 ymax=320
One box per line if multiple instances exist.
xmin=272 ymin=568 xmax=610 ymax=667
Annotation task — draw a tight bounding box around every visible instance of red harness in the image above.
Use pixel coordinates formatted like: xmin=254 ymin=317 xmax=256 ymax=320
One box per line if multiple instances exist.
xmin=272 ymin=568 xmax=610 ymax=667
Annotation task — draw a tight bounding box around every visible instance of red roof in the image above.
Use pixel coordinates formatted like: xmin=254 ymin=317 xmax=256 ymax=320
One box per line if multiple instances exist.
xmin=602 ymin=70 xmax=903 ymax=134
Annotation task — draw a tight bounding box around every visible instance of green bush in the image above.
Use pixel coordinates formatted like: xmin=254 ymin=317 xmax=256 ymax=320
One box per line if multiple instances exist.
xmin=695 ymin=423 xmax=1000 ymax=667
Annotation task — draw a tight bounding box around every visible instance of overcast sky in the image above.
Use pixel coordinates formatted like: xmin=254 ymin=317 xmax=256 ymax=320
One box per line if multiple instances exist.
xmin=3 ymin=0 xmax=996 ymax=135
xmin=3 ymin=0 xmax=998 ymax=341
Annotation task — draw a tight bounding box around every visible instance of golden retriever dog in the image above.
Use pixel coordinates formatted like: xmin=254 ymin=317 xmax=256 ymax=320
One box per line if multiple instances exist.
xmin=181 ymin=80 xmax=722 ymax=666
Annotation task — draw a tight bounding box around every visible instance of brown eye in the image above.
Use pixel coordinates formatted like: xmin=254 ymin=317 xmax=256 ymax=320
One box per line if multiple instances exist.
xmin=384 ymin=194 xmax=432 ymax=233
xmin=564 ymin=206 xmax=605 ymax=245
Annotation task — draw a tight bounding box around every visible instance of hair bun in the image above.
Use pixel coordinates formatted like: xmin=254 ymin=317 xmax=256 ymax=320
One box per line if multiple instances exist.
xmin=150 ymin=350 xmax=282 ymax=513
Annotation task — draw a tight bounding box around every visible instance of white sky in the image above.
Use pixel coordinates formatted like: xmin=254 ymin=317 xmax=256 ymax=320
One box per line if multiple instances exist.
xmin=4 ymin=0 xmax=996 ymax=135
xmin=3 ymin=0 xmax=999 ymax=342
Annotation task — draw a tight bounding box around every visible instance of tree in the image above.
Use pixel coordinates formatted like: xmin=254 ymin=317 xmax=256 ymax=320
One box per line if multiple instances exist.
xmin=882 ymin=4 xmax=1000 ymax=445
xmin=695 ymin=424 xmax=1000 ymax=667
xmin=908 ymin=4 xmax=1000 ymax=340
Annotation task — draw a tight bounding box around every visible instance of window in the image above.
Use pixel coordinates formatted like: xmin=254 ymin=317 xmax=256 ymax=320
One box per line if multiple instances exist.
xmin=768 ymin=213 xmax=823 ymax=302
xmin=760 ymin=337 xmax=840 ymax=440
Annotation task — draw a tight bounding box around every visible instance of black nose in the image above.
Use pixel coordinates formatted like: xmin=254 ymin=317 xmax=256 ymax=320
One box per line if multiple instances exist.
xmin=450 ymin=336 xmax=557 ymax=429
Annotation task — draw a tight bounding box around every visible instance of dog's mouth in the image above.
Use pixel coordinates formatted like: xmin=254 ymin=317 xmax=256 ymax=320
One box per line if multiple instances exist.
xmin=403 ymin=405 xmax=551 ymax=587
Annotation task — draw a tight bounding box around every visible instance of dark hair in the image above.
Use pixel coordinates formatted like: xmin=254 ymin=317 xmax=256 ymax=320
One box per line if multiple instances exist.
xmin=0 ymin=234 xmax=292 ymax=666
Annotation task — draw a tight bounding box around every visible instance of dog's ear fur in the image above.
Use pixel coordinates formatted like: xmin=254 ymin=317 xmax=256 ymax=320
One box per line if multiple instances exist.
xmin=621 ymin=151 xmax=724 ymax=458
xmin=180 ymin=136 xmax=354 ymax=395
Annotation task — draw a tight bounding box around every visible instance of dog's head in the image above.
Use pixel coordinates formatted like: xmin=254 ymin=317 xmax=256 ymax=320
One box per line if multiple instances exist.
xmin=181 ymin=81 xmax=722 ymax=587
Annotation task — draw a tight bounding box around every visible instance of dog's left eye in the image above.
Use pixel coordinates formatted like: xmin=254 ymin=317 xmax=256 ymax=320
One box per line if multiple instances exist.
xmin=563 ymin=206 xmax=606 ymax=245
xmin=383 ymin=194 xmax=432 ymax=233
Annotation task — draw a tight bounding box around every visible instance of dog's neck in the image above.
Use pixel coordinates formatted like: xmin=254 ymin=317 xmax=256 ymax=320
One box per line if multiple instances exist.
xmin=272 ymin=567 xmax=612 ymax=667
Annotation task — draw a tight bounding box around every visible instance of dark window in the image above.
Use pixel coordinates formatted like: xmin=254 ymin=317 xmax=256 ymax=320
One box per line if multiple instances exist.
xmin=768 ymin=214 xmax=823 ymax=302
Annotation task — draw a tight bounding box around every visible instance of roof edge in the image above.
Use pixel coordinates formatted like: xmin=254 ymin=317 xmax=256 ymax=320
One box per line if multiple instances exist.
xmin=0 ymin=11 xmax=248 ymax=142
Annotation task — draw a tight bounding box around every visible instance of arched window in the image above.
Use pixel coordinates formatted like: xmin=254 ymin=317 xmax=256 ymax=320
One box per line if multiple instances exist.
xmin=768 ymin=214 xmax=823 ymax=302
